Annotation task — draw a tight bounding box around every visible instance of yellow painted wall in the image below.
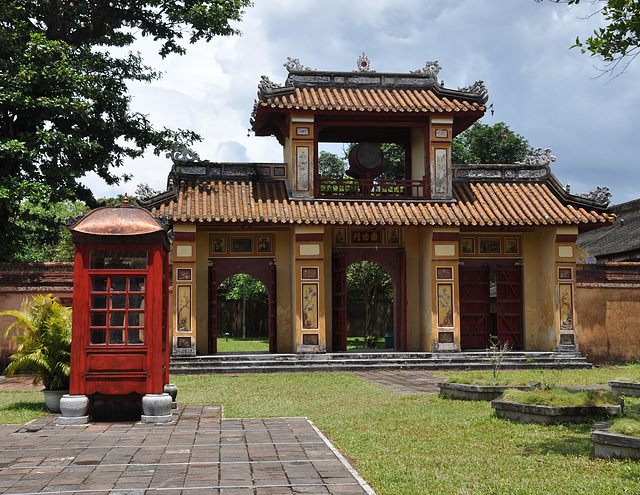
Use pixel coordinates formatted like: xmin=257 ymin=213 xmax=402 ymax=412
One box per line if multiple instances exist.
xmin=410 ymin=127 xmax=426 ymax=183
xmin=194 ymin=229 xmax=210 ymax=355
xmin=522 ymin=228 xmax=557 ymax=350
xmin=418 ymin=227 xmax=433 ymax=351
xmin=404 ymin=228 xmax=421 ymax=350
xmin=275 ymin=230 xmax=293 ymax=352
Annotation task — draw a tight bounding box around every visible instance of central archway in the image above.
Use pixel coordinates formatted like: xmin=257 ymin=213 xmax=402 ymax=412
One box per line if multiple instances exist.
xmin=332 ymin=248 xmax=405 ymax=351
xmin=208 ymin=258 xmax=276 ymax=354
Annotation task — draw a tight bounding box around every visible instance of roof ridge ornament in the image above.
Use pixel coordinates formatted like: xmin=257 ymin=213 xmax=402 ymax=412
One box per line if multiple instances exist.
xmin=411 ymin=60 xmax=442 ymax=77
xmin=458 ymin=80 xmax=488 ymax=102
xmin=517 ymin=147 xmax=556 ymax=167
xmin=284 ymin=57 xmax=313 ymax=72
xmin=257 ymin=75 xmax=281 ymax=94
xmin=578 ymin=186 xmax=612 ymax=206
xmin=166 ymin=145 xmax=200 ymax=163
xmin=354 ymin=52 xmax=375 ymax=72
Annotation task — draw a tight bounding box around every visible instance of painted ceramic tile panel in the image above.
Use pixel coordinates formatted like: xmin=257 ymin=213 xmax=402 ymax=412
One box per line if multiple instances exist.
xmin=302 ymin=283 xmax=318 ymax=329
xmin=559 ymin=283 xmax=573 ymax=330
xmin=177 ymin=285 xmax=191 ymax=332
xmin=438 ymin=283 xmax=453 ymax=327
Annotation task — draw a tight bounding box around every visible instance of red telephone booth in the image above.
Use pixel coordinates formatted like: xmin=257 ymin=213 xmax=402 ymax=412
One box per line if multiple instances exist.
xmin=60 ymin=197 xmax=174 ymax=424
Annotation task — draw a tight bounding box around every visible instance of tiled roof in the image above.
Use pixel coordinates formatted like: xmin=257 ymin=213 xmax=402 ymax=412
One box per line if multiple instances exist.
xmin=151 ymin=180 xmax=614 ymax=229
xmin=578 ymin=199 xmax=640 ymax=258
xmin=256 ymin=87 xmax=485 ymax=115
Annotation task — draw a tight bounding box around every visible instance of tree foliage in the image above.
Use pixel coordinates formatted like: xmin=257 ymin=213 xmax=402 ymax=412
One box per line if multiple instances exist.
xmin=318 ymin=143 xmax=405 ymax=179
xmin=347 ymin=261 xmax=392 ymax=343
xmin=451 ymin=122 xmax=532 ymax=164
xmin=0 ymin=0 xmax=251 ymax=261
xmin=538 ymin=0 xmax=640 ymax=76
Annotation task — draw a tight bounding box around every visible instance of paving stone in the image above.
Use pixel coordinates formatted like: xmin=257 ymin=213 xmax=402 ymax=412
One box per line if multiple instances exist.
xmin=0 ymin=405 xmax=374 ymax=495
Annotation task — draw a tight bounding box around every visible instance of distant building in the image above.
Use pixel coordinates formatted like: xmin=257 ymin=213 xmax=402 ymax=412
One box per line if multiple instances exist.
xmin=578 ymin=198 xmax=640 ymax=262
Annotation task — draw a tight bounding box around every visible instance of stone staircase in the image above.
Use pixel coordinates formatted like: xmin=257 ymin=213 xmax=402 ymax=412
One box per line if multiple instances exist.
xmin=170 ymin=350 xmax=591 ymax=375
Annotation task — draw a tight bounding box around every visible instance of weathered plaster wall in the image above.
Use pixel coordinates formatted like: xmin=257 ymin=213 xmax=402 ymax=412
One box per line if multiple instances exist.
xmin=522 ymin=229 xmax=556 ymax=351
xmin=275 ymin=230 xmax=293 ymax=353
xmin=404 ymin=228 xmax=421 ymax=351
xmin=576 ymin=264 xmax=640 ymax=363
xmin=195 ymin=229 xmax=209 ymax=355
xmin=0 ymin=263 xmax=73 ymax=368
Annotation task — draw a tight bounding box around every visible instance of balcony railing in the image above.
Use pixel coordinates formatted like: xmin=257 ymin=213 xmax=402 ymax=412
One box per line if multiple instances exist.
xmin=318 ymin=177 xmax=427 ymax=199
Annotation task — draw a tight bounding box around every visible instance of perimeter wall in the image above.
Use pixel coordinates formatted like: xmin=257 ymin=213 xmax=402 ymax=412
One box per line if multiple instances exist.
xmin=576 ymin=263 xmax=640 ymax=364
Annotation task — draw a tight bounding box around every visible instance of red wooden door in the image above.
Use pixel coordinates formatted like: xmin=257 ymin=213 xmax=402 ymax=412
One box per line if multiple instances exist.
xmin=496 ymin=265 xmax=523 ymax=349
xmin=332 ymin=251 xmax=347 ymax=351
xmin=208 ymin=262 xmax=217 ymax=354
xmin=459 ymin=266 xmax=491 ymax=349
xmin=269 ymin=261 xmax=277 ymax=352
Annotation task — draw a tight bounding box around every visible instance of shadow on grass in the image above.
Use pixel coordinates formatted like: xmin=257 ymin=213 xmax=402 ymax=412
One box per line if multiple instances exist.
xmin=521 ymin=423 xmax=594 ymax=457
xmin=0 ymin=401 xmax=47 ymax=414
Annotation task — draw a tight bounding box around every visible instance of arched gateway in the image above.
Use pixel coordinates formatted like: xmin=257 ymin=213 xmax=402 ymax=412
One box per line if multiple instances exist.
xmin=141 ymin=57 xmax=614 ymax=357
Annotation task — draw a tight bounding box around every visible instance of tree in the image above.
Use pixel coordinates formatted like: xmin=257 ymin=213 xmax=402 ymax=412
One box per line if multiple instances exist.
xmin=0 ymin=0 xmax=252 ymax=261
xmin=537 ymin=0 xmax=640 ymax=76
xmin=347 ymin=261 xmax=392 ymax=346
xmin=318 ymin=143 xmax=406 ymax=179
xmin=451 ymin=122 xmax=532 ymax=164
xmin=318 ymin=150 xmax=346 ymax=179
xmin=221 ymin=274 xmax=267 ymax=339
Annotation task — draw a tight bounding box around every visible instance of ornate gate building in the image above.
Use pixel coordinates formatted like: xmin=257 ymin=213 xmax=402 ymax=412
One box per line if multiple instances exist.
xmin=142 ymin=57 xmax=613 ymax=356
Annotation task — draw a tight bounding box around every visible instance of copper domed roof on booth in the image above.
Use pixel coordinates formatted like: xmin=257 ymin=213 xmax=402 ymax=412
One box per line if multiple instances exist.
xmin=70 ymin=196 xmax=165 ymax=236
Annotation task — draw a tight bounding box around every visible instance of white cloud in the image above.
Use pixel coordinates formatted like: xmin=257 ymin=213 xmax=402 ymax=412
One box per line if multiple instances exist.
xmin=83 ymin=0 xmax=640 ymax=204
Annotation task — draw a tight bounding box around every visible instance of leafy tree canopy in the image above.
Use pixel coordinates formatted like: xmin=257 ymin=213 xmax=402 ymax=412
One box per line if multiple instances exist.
xmin=318 ymin=143 xmax=405 ymax=179
xmin=0 ymin=0 xmax=252 ymax=261
xmin=537 ymin=0 xmax=640 ymax=76
xmin=451 ymin=122 xmax=532 ymax=164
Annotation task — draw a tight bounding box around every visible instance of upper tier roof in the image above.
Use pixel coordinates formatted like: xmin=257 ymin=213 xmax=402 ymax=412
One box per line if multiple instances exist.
xmin=251 ymin=59 xmax=488 ymax=139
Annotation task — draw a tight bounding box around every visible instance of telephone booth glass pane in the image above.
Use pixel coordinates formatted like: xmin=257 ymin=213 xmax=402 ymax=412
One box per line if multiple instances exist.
xmin=89 ymin=273 xmax=146 ymax=346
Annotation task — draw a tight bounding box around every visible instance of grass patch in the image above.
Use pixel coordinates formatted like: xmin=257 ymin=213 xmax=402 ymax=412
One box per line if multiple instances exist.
xmin=502 ymin=387 xmax=621 ymax=407
xmin=216 ymin=337 xmax=269 ymax=352
xmin=3 ymin=365 xmax=640 ymax=493
xmin=347 ymin=336 xmax=389 ymax=350
xmin=0 ymin=390 xmax=48 ymax=424
xmin=610 ymin=418 xmax=640 ymax=437
xmin=445 ymin=371 xmax=534 ymax=386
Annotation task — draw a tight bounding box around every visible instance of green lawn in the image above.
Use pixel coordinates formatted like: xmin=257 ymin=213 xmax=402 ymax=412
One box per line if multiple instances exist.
xmin=216 ymin=337 xmax=269 ymax=352
xmin=2 ymin=366 xmax=640 ymax=494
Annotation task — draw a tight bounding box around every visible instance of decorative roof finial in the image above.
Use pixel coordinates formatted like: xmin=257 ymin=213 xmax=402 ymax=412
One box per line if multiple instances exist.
xmin=517 ymin=147 xmax=556 ymax=167
xmin=283 ymin=57 xmax=313 ymax=72
xmin=166 ymin=145 xmax=201 ymax=163
xmin=355 ymin=52 xmax=375 ymax=72
xmin=122 ymin=193 xmax=130 ymax=207
xmin=578 ymin=186 xmax=612 ymax=206
xmin=411 ymin=60 xmax=442 ymax=77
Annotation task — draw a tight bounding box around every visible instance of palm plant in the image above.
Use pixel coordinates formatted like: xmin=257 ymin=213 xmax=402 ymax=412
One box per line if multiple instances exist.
xmin=1 ymin=295 xmax=72 ymax=390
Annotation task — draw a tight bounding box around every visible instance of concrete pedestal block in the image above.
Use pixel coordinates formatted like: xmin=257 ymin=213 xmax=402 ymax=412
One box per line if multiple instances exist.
xmin=164 ymin=383 xmax=179 ymax=409
xmin=141 ymin=393 xmax=172 ymax=423
xmin=58 ymin=395 xmax=89 ymax=425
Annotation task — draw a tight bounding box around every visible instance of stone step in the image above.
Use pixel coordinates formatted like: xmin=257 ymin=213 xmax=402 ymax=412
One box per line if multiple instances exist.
xmin=169 ymin=351 xmax=590 ymax=374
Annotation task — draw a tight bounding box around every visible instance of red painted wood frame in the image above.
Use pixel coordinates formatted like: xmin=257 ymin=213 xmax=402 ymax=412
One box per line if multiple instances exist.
xmin=69 ymin=242 xmax=169 ymax=396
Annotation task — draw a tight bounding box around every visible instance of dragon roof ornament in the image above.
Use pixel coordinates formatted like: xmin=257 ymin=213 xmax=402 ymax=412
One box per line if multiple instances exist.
xmin=166 ymin=145 xmax=200 ymax=163
xmin=458 ymin=80 xmax=488 ymax=102
xmin=411 ymin=60 xmax=442 ymax=77
xmin=517 ymin=147 xmax=556 ymax=167
xmin=578 ymin=186 xmax=612 ymax=207
xmin=284 ymin=57 xmax=313 ymax=72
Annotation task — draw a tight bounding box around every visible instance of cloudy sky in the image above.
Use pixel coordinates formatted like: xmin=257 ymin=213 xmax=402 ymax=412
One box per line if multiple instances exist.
xmin=83 ymin=0 xmax=640 ymax=205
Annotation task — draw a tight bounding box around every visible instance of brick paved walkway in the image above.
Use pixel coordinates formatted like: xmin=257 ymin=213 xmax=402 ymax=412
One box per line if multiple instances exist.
xmin=0 ymin=405 xmax=375 ymax=495
xmin=350 ymin=370 xmax=442 ymax=395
